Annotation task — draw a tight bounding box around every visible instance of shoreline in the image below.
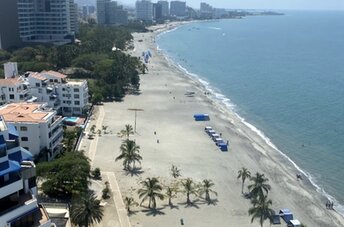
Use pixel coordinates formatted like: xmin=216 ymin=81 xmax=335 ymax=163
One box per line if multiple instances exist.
xmin=131 ymin=22 xmax=344 ymax=225
xmin=154 ymin=21 xmax=344 ymax=218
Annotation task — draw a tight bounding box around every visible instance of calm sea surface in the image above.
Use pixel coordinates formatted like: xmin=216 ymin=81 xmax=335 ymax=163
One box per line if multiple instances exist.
xmin=156 ymin=11 xmax=344 ymax=213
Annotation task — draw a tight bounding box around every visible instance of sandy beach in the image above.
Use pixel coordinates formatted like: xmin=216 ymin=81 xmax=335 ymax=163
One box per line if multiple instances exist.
xmin=80 ymin=22 xmax=344 ymax=227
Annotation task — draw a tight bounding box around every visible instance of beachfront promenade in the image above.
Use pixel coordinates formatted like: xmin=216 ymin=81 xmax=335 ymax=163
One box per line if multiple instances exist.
xmin=77 ymin=24 xmax=344 ymax=227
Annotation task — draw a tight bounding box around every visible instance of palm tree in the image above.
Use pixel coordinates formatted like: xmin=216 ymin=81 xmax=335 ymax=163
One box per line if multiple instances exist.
xmin=248 ymin=195 xmax=274 ymax=227
xmin=118 ymin=124 xmax=134 ymax=139
xmin=248 ymin=172 xmax=271 ymax=200
xmin=124 ymin=197 xmax=138 ymax=213
xmin=237 ymin=167 xmax=251 ymax=194
xmin=70 ymin=190 xmax=104 ymax=227
xmin=181 ymin=178 xmax=197 ymax=204
xmin=199 ymin=179 xmax=218 ymax=202
xmin=115 ymin=139 xmax=142 ymax=170
xmin=170 ymin=164 xmax=182 ymax=178
xmin=138 ymin=177 xmax=164 ymax=209
xmin=165 ymin=186 xmax=178 ymax=206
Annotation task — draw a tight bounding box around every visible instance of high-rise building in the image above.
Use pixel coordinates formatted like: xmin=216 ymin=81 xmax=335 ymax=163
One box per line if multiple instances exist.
xmin=157 ymin=1 xmax=169 ymax=17
xmin=170 ymin=1 xmax=186 ymax=17
xmin=16 ymin=0 xmax=77 ymax=44
xmin=200 ymin=2 xmax=213 ymax=18
xmin=135 ymin=0 xmax=153 ymax=21
xmin=153 ymin=3 xmax=163 ymax=20
xmin=0 ymin=0 xmax=22 ymax=49
xmin=0 ymin=115 xmax=52 ymax=226
xmin=97 ymin=0 xmax=128 ymax=25
xmin=97 ymin=0 xmax=110 ymax=24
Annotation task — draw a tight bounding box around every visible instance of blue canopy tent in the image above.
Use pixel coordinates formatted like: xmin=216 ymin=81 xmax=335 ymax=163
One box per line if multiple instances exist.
xmin=193 ymin=114 xmax=210 ymax=121
xmin=218 ymin=143 xmax=228 ymax=151
xmin=279 ymin=209 xmax=293 ymax=223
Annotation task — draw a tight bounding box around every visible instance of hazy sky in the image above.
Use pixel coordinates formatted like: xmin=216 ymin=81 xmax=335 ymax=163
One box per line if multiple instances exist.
xmin=119 ymin=0 xmax=344 ymax=10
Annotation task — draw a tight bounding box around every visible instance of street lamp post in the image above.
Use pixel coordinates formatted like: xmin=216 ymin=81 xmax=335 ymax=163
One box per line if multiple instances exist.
xmin=128 ymin=108 xmax=144 ymax=132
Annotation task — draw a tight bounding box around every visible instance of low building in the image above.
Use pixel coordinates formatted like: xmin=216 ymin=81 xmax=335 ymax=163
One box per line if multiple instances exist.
xmin=0 ymin=103 xmax=64 ymax=161
xmin=0 ymin=64 xmax=89 ymax=116
xmin=0 ymin=116 xmax=52 ymax=226
xmin=39 ymin=71 xmax=89 ymax=116
xmin=0 ymin=77 xmax=31 ymax=105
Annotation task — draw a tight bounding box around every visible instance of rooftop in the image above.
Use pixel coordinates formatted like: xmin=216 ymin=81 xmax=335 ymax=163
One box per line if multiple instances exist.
xmin=41 ymin=70 xmax=67 ymax=79
xmin=0 ymin=77 xmax=24 ymax=86
xmin=0 ymin=103 xmax=54 ymax=123
xmin=29 ymin=72 xmax=47 ymax=81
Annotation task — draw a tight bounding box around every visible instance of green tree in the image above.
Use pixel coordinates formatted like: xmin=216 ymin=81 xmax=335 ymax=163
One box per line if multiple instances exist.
xmin=124 ymin=197 xmax=139 ymax=213
xmin=37 ymin=151 xmax=90 ymax=198
xmin=198 ymin=179 xmax=217 ymax=202
xmin=71 ymin=190 xmax=104 ymax=227
xmin=248 ymin=195 xmax=274 ymax=227
xmin=102 ymin=182 xmax=111 ymax=199
xmin=118 ymin=124 xmax=134 ymax=139
xmin=115 ymin=139 xmax=142 ymax=170
xmin=181 ymin=178 xmax=197 ymax=204
xmin=248 ymin=172 xmax=271 ymax=201
xmin=138 ymin=177 xmax=164 ymax=209
xmin=237 ymin=167 xmax=251 ymax=194
xmin=165 ymin=186 xmax=178 ymax=206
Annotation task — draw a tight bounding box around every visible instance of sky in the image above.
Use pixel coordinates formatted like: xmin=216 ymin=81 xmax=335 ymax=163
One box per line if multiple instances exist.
xmin=117 ymin=0 xmax=344 ymax=11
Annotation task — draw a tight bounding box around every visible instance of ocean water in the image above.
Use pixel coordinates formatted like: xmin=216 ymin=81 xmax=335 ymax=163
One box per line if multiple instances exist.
xmin=156 ymin=11 xmax=344 ymax=214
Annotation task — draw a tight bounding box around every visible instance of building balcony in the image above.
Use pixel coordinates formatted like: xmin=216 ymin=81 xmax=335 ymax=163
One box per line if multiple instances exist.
xmin=0 ymin=174 xmax=23 ymax=199
xmin=0 ymin=192 xmax=38 ymax=222
xmin=51 ymin=115 xmax=63 ymax=128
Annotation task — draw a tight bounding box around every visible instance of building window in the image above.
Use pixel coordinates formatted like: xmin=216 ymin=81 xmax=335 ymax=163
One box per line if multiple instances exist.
xmin=62 ymin=88 xmax=65 ymax=91
xmin=23 ymin=147 xmax=29 ymax=150
xmin=54 ymin=79 xmax=58 ymax=83
xmin=36 ymin=83 xmax=40 ymax=87
xmin=20 ymin=126 xmax=28 ymax=131
xmin=21 ymin=137 xmax=28 ymax=141
xmin=74 ymin=94 xmax=79 ymax=99
xmin=50 ymin=79 xmax=53 ymax=82
xmin=9 ymin=94 xmax=14 ymax=99
xmin=74 ymin=101 xmax=80 ymax=105
xmin=73 ymin=88 xmax=79 ymax=92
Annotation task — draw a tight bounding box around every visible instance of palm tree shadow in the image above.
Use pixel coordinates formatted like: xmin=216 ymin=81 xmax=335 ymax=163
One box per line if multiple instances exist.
xmin=203 ymin=198 xmax=218 ymax=206
xmin=141 ymin=207 xmax=166 ymax=216
xmin=124 ymin=167 xmax=144 ymax=177
xmin=178 ymin=200 xmax=201 ymax=209
xmin=128 ymin=210 xmax=139 ymax=216
xmin=162 ymin=204 xmax=179 ymax=210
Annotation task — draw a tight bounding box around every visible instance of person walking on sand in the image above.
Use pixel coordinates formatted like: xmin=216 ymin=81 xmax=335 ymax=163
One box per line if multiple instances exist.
xmin=326 ymin=200 xmax=329 ymax=209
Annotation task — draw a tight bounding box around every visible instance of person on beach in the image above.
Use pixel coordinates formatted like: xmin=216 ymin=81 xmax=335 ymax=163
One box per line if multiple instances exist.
xmin=326 ymin=200 xmax=329 ymax=209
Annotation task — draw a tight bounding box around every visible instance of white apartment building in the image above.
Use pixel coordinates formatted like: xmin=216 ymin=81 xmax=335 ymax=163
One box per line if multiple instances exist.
xmin=17 ymin=0 xmax=78 ymax=44
xmin=136 ymin=0 xmax=153 ymax=21
xmin=0 ymin=77 xmax=31 ymax=105
xmin=39 ymin=70 xmax=89 ymax=116
xmin=0 ymin=64 xmax=89 ymax=116
xmin=0 ymin=103 xmax=64 ymax=161
xmin=0 ymin=116 xmax=52 ymax=226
